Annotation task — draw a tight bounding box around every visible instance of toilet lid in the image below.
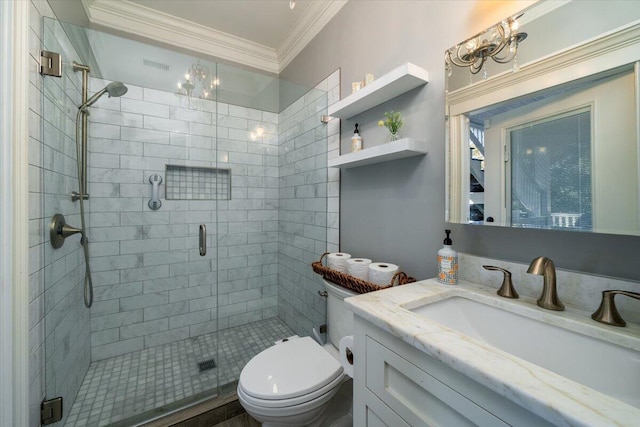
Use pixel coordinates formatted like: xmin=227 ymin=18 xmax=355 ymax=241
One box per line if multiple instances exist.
xmin=239 ymin=337 xmax=343 ymax=400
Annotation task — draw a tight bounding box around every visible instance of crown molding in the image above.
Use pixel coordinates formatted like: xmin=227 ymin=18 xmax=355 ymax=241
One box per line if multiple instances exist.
xmin=82 ymin=0 xmax=280 ymax=73
xmin=277 ymin=0 xmax=348 ymax=73
xmin=81 ymin=0 xmax=347 ymax=75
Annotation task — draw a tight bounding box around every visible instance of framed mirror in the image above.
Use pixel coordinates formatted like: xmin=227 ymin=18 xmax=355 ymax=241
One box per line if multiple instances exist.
xmin=445 ymin=0 xmax=640 ymax=236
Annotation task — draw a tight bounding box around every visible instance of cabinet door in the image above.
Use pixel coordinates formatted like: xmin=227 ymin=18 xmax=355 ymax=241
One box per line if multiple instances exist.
xmin=366 ymin=336 xmax=510 ymax=427
xmin=363 ymin=388 xmax=411 ymax=427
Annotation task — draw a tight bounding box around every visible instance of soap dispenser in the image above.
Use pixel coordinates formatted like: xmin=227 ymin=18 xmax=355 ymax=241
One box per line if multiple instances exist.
xmin=351 ymin=123 xmax=363 ymax=152
xmin=438 ymin=229 xmax=458 ymax=285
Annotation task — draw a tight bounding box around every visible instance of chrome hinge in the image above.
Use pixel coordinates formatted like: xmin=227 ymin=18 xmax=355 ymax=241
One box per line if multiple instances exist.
xmin=41 ymin=397 xmax=63 ymax=425
xmin=40 ymin=50 xmax=62 ymax=77
xmin=320 ymin=115 xmax=331 ymax=124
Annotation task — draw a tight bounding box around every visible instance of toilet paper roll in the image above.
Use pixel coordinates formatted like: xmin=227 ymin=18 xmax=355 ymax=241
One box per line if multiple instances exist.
xmin=346 ymin=258 xmax=372 ymax=281
xmin=327 ymin=252 xmax=351 ymax=273
xmin=339 ymin=335 xmax=354 ymax=378
xmin=368 ymin=262 xmax=399 ymax=286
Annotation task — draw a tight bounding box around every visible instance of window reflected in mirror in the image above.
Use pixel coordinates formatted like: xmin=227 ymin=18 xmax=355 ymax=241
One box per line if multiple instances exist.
xmin=507 ymin=109 xmax=592 ymax=231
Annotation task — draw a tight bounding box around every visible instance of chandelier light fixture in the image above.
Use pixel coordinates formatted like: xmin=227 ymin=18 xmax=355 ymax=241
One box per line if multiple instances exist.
xmin=445 ymin=14 xmax=527 ymax=78
xmin=177 ymin=60 xmax=220 ymax=100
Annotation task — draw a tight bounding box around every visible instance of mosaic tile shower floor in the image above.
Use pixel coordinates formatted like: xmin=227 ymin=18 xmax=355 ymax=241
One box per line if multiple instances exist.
xmin=64 ymin=318 xmax=294 ymax=427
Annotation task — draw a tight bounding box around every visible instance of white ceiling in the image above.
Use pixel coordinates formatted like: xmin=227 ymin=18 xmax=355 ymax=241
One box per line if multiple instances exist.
xmin=74 ymin=0 xmax=347 ymax=73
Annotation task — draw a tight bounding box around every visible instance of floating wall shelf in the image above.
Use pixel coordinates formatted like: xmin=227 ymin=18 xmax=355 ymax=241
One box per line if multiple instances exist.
xmin=328 ymin=62 xmax=429 ymax=119
xmin=328 ymin=138 xmax=428 ymax=169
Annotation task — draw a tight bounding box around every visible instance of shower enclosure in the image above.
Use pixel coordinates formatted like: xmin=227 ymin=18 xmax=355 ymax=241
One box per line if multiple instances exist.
xmin=38 ymin=17 xmax=329 ymax=426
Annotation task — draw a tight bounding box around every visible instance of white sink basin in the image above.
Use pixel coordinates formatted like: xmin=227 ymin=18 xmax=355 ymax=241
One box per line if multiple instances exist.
xmin=410 ymin=296 xmax=640 ymax=408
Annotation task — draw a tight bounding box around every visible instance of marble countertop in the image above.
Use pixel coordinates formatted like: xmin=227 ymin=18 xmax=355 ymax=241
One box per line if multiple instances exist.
xmin=345 ymin=278 xmax=640 ymax=427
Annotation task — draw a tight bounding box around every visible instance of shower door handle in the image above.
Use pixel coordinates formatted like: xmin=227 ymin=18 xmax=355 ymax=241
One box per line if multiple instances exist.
xmin=199 ymin=224 xmax=206 ymax=256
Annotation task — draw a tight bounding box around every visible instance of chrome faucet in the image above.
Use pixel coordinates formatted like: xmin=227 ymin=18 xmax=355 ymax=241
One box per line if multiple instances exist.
xmin=527 ymin=256 xmax=564 ymax=311
xmin=591 ymin=290 xmax=640 ymax=327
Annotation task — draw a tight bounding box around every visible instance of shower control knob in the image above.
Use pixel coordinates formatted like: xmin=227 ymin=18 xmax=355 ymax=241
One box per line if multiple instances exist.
xmin=50 ymin=214 xmax=83 ymax=249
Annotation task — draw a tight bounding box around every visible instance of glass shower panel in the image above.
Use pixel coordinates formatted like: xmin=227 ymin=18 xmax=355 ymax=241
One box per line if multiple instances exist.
xmin=40 ymin=18 xmax=90 ymax=427
xmin=276 ymin=86 xmax=329 ymax=339
xmin=42 ymin=18 xmax=221 ymax=426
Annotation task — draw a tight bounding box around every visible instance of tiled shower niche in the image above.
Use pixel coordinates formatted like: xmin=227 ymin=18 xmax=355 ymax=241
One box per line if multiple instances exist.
xmin=165 ymin=165 xmax=231 ymax=200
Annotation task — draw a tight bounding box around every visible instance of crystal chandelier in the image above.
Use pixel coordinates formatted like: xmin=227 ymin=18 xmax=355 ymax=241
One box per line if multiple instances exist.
xmin=177 ymin=60 xmax=220 ymax=100
xmin=445 ymin=14 xmax=527 ymax=77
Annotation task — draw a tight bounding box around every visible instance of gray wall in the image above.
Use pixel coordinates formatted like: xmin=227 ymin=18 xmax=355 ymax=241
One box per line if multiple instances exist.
xmin=281 ymin=0 xmax=640 ymax=282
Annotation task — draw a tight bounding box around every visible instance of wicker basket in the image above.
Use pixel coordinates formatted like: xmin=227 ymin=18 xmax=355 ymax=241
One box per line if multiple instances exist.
xmin=311 ymin=252 xmax=416 ymax=294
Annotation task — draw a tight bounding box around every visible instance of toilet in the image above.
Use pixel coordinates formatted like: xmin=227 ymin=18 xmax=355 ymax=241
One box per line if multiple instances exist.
xmin=237 ymin=280 xmax=355 ymax=426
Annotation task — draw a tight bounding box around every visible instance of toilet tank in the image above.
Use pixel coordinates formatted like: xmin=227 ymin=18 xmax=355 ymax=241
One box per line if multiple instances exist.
xmin=323 ymin=280 xmax=356 ymax=348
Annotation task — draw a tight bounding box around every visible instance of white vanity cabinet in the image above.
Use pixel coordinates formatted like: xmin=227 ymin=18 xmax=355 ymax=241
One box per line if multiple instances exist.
xmin=352 ymin=315 xmax=554 ymax=427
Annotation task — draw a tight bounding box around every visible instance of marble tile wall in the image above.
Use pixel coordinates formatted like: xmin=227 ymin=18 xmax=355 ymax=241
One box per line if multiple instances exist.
xmin=276 ymin=70 xmax=338 ymax=337
xmin=29 ymin=6 xmax=92 ymax=427
xmin=85 ymin=77 xmax=280 ymax=359
xmin=215 ymin=101 xmax=280 ymax=332
xmin=460 ymin=253 xmax=640 ymax=323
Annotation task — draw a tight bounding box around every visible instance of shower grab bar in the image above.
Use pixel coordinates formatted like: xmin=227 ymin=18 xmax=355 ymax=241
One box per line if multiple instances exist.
xmin=148 ymin=174 xmax=162 ymax=210
xmin=199 ymin=224 xmax=206 ymax=256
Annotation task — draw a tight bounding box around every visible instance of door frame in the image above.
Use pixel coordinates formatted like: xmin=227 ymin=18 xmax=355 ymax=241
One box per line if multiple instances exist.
xmin=0 ymin=1 xmax=31 ymax=425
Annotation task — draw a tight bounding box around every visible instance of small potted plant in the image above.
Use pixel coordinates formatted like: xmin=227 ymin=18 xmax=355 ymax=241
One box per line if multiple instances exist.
xmin=378 ymin=111 xmax=403 ymax=142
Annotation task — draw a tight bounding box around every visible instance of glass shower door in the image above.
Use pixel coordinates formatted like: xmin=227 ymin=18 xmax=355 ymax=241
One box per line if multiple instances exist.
xmin=210 ymin=65 xmax=330 ymax=392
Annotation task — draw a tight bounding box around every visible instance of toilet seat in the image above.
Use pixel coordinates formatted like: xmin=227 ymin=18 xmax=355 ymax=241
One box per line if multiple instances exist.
xmin=238 ymin=337 xmax=344 ymax=409
xmin=238 ymin=370 xmax=344 ymax=410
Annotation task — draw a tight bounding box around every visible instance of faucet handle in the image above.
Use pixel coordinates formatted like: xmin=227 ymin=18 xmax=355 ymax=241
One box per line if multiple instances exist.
xmin=483 ymin=265 xmax=519 ymax=299
xmin=591 ymin=290 xmax=640 ymax=327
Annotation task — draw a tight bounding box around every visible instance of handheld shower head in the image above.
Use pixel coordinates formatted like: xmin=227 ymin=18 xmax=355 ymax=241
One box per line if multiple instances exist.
xmin=79 ymin=81 xmax=128 ymax=110
xmin=105 ymin=81 xmax=128 ymax=97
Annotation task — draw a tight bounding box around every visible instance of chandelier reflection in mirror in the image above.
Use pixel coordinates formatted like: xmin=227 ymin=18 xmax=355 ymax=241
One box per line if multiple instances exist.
xmin=445 ymin=14 xmax=527 ymax=79
xmin=177 ymin=60 xmax=220 ymax=100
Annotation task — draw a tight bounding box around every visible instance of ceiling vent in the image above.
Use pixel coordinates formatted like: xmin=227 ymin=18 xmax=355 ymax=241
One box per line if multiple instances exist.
xmin=142 ymin=59 xmax=170 ymax=71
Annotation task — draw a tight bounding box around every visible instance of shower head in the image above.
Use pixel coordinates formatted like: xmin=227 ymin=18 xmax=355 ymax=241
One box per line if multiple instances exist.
xmin=79 ymin=81 xmax=128 ymax=110
xmin=105 ymin=81 xmax=128 ymax=97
